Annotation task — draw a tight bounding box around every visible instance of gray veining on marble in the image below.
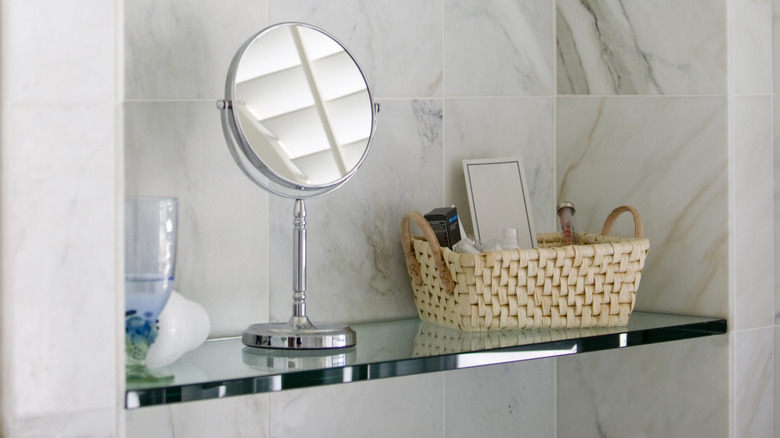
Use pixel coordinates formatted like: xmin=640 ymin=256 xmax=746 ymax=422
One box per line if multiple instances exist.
xmin=557 ymin=334 xmax=729 ymax=438
xmin=444 ymin=0 xmax=554 ymax=96
xmin=557 ymin=96 xmax=728 ymax=318
xmin=125 ymin=0 xmax=269 ymax=99
xmin=557 ymin=0 xmax=726 ymax=95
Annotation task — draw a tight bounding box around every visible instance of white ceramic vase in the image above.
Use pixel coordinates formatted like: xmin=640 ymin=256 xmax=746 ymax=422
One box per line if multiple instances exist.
xmin=146 ymin=291 xmax=210 ymax=369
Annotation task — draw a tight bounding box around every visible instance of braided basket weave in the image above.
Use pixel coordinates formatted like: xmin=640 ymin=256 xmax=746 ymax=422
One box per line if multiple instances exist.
xmin=401 ymin=206 xmax=650 ymax=331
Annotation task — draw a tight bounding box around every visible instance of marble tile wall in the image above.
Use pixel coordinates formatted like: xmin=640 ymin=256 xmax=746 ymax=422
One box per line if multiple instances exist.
xmin=776 ymin=0 xmax=780 ymax=332
xmin=733 ymin=90 xmax=774 ymax=434
xmin=733 ymin=327 xmax=774 ymax=437
xmin=733 ymin=95 xmax=774 ymax=331
xmin=557 ymin=0 xmax=776 ymax=437
xmin=1 ymin=0 xmax=120 ymax=436
xmin=732 ymin=0 xmax=775 ymax=435
xmin=557 ymin=335 xmax=729 ymax=438
xmin=557 ymin=0 xmax=727 ymax=95
xmin=443 ymin=360 xmax=555 ymax=438
xmin=773 ymin=0 xmax=780 ymax=436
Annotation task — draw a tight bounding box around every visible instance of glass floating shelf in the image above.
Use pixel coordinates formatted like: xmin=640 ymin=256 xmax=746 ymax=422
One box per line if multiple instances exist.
xmin=126 ymin=311 xmax=726 ymax=409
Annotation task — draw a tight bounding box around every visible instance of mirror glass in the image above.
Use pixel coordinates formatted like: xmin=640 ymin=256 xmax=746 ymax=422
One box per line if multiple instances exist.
xmin=222 ymin=23 xmax=375 ymax=197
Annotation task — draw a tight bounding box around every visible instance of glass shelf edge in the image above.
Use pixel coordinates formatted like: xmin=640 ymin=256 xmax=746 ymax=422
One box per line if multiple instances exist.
xmin=125 ymin=312 xmax=727 ymax=409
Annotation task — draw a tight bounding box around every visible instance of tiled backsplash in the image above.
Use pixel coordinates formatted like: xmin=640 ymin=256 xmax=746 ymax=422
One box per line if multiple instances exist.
xmin=123 ymin=0 xmax=774 ymax=437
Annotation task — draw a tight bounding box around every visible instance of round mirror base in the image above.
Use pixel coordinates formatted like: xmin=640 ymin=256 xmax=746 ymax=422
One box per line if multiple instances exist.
xmin=242 ymin=322 xmax=357 ymax=350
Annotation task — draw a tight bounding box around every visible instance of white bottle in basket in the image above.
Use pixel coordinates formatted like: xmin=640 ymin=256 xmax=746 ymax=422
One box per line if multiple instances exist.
xmin=502 ymin=228 xmax=520 ymax=250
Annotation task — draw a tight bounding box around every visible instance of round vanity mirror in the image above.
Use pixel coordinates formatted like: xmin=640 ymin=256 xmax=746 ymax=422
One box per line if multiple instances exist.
xmin=219 ymin=22 xmax=376 ymax=199
xmin=218 ymin=23 xmax=378 ymax=350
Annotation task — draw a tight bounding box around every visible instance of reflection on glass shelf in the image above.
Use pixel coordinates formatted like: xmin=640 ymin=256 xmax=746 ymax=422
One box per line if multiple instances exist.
xmin=125 ymin=311 xmax=726 ymax=409
xmin=454 ymin=345 xmax=579 ymax=368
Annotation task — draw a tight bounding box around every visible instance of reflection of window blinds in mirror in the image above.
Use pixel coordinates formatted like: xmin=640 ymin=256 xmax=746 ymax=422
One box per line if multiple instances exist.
xmin=237 ymin=67 xmax=313 ymax=120
xmin=262 ymin=107 xmax=328 ymax=159
xmin=234 ymin=26 xmax=370 ymax=175
xmin=298 ymin=26 xmax=343 ymax=59
xmin=235 ymin=102 xmax=309 ymax=184
xmin=294 ymin=150 xmax=341 ymax=184
xmin=235 ymin=27 xmax=299 ymax=81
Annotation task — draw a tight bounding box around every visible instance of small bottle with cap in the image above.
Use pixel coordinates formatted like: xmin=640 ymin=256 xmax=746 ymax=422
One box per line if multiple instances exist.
xmin=557 ymin=201 xmax=579 ymax=245
xmin=502 ymin=227 xmax=520 ymax=250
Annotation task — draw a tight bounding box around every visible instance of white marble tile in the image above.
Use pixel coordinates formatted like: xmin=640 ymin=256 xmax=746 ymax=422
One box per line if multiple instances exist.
xmin=557 ymin=335 xmax=729 ymax=438
xmin=269 ymin=373 xmax=443 ymax=437
xmin=443 ymin=97 xmax=556 ymax=237
xmin=4 ymin=0 xmax=116 ymax=103
xmin=125 ymin=101 xmax=269 ymax=337
xmin=444 ymin=359 xmax=555 ymax=438
xmin=775 ymin=94 xmax=780 ymax=323
xmin=557 ymin=97 xmax=729 ymax=318
xmin=557 ymin=0 xmax=727 ymax=95
xmin=775 ymin=0 xmax=780 ymax=92
xmin=269 ymin=100 xmax=443 ymax=324
xmin=733 ymin=96 xmax=774 ymax=330
xmin=733 ymin=0 xmax=773 ymax=95
xmin=2 ymin=104 xmax=118 ymax=418
xmin=774 ymin=0 xmax=780 ymax=92
xmin=269 ymin=0 xmax=443 ymax=99
xmin=126 ymin=394 xmax=270 ymax=438
xmin=775 ymin=325 xmax=780 ymax=436
xmin=444 ymin=0 xmax=554 ymax=97
xmin=12 ymin=408 xmax=116 ymax=438
xmin=732 ymin=328 xmax=774 ymax=437
xmin=125 ymin=0 xmax=269 ymax=99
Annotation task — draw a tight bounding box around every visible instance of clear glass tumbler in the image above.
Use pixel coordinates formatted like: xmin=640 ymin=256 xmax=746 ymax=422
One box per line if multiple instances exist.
xmin=125 ymin=196 xmax=178 ymax=384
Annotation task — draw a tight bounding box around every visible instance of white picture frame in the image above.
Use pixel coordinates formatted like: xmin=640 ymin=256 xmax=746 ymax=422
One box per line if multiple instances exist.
xmin=462 ymin=157 xmax=537 ymax=248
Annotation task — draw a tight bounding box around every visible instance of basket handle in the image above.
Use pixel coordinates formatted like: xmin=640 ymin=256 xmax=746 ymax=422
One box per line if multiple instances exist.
xmin=401 ymin=211 xmax=455 ymax=293
xmin=601 ymin=205 xmax=644 ymax=238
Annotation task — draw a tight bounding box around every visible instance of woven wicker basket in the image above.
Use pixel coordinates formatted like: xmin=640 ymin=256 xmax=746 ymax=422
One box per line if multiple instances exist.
xmin=401 ymin=206 xmax=650 ymax=331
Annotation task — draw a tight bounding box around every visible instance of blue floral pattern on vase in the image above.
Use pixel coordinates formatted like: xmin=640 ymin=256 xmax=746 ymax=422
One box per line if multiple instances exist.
xmin=125 ymin=313 xmax=159 ymax=364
